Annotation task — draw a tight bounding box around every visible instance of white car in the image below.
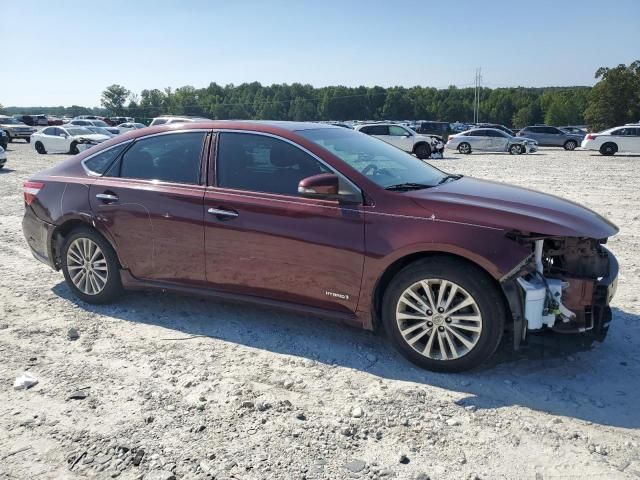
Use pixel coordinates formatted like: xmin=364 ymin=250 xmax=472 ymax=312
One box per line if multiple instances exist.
xmin=446 ymin=128 xmax=538 ymax=155
xmin=581 ymin=125 xmax=640 ymax=156
xmin=117 ymin=122 xmax=147 ymax=134
xmin=149 ymin=116 xmax=211 ymax=127
xmin=0 ymin=145 xmax=6 ymax=169
xmin=31 ymin=126 xmax=110 ymax=155
xmin=353 ymin=123 xmax=444 ymax=159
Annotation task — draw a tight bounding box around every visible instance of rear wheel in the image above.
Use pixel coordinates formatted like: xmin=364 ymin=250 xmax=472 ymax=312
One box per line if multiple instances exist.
xmin=25 ymin=137 xmax=31 ymax=144
xmin=600 ymin=142 xmax=617 ymax=156
xmin=509 ymin=144 xmax=522 ymax=155
xmin=382 ymin=257 xmax=505 ymax=372
xmin=35 ymin=141 xmax=46 ymax=154
xmin=564 ymin=140 xmax=577 ymax=151
xmin=61 ymin=227 xmax=122 ymax=304
xmin=414 ymin=142 xmax=432 ymax=160
xmin=458 ymin=142 xmax=471 ymax=155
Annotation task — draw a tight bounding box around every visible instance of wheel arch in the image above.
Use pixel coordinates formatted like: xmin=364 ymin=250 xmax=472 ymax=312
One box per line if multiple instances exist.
xmin=51 ymin=218 xmax=123 ymax=270
xmin=412 ymin=141 xmax=430 ymax=153
xmin=369 ymin=250 xmax=511 ymax=332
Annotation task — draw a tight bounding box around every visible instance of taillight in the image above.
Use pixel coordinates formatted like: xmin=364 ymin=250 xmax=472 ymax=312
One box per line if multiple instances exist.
xmin=24 ymin=181 xmax=44 ymax=205
xmin=585 ymin=133 xmax=596 ymax=140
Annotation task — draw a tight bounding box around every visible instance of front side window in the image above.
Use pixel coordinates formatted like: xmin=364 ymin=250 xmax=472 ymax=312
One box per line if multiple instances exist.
xmin=117 ymin=132 xmax=206 ymax=184
xmin=389 ymin=125 xmax=409 ymax=136
xmin=299 ymin=128 xmax=446 ymax=189
xmin=217 ymin=132 xmax=331 ymax=196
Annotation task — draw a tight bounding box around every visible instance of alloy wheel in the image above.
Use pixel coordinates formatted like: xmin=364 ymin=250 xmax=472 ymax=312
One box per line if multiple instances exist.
xmin=66 ymin=238 xmax=109 ymax=295
xmin=395 ymin=278 xmax=482 ymax=361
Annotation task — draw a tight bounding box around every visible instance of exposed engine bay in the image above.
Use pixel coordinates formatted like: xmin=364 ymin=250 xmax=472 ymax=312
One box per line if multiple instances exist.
xmin=502 ymin=235 xmax=618 ymax=347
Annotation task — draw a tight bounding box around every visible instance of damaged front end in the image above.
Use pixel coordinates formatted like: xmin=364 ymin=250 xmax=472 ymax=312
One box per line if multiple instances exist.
xmin=501 ymin=235 xmax=619 ymax=348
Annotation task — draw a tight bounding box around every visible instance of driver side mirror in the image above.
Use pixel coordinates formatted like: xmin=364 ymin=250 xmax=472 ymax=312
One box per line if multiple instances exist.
xmin=298 ymin=173 xmax=339 ymax=200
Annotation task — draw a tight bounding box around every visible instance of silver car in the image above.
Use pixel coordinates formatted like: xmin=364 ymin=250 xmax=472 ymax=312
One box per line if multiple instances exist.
xmin=446 ymin=128 xmax=538 ymax=155
xmin=517 ymin=125 xmax=584 ymax=150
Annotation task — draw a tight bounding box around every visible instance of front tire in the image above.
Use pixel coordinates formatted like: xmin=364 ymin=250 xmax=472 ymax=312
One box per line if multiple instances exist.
xmin=69 ymin=142 xmax=80 ymax=155
xmin=61 ymin=227 xmax=123 ymax=304
xmin=382 ymin=257 xmax=505 ymax=372
xmin=414 ymin=143 xmax=432 ymax=160
xmin=509 ymin=144 xmax=523 ymax=155
xmin=564 ymin=140 xmax=577 ymax=151
xmin=35 ymin=141 xmax=46 ymax=154
xmin=600 ymin=142 xmax=617 ymax=156
xmin=457 ymin=142 xmax=471 ymax=155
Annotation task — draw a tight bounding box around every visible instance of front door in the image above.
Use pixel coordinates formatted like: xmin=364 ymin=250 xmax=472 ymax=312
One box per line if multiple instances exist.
xmin=387 ymin=125 xmax=415 ymax=152
xmin=204 ymin=131 xmax=365 ymax=314
xmin=89 ymin=130 xmax=209 ymax=284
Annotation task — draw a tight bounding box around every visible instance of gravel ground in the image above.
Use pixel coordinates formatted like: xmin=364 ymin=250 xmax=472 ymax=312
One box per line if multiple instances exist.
xmin=0 ymin=141 xmax=639 ymax=480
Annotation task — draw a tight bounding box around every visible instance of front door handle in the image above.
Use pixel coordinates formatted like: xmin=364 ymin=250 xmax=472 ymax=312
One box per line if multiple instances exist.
xmin=207 ymin=207 xmax=239 ymax=219
xmin=96 ymin=193 xmax=119 ymax=203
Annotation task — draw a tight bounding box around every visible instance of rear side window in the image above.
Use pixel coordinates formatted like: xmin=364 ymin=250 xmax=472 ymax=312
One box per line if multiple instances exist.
xmin=367 ymin=125 xmax=389 ymax=135
xmin=151 ymin=119 xmax=168 ymax=126
xmin=84 ymin=143 xmax=130 ymax=175
xmin=117 ymin=132 xmax=206 ymax=184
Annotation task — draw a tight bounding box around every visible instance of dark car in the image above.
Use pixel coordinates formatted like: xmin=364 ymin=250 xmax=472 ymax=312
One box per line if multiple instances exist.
xmin=0 ymin=129 xmax=7 ymax=150
xmin=517 ymin=125 xmax=584 ymax=150
xmin=22 ymin=121 xmax=619 ymax=372
xmin=14 ymin=115 xmax=37 ymax=126
xmin=414 ymin=121 xmax=452 ymax=139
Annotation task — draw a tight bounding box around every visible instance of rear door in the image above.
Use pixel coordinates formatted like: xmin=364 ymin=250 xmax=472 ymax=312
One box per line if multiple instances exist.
xmin=42 ymin=127 xmax=67 ymax=152
xmin=468 ymin=130 xmax=491 ymax=150
xmin=203 ymin=131 xmax=365 ymax=314
xmin=486 ymin=130 xmax=509 ymax=151
xmin=89 ymin=130 xmax=209 ymax=284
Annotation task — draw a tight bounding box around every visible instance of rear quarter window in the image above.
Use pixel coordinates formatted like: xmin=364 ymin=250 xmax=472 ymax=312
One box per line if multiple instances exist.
xmin=84 ymin=143 xmax=130 ymax=175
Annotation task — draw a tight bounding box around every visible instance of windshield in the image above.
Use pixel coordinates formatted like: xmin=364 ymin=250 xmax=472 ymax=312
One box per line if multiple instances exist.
xmin=0 ymin=117 xmax=22 ymax=125
xmin=298 ymin=128 xmax=445 ymax=188
xmin=66 ymin=127 xmax=93 ymax=136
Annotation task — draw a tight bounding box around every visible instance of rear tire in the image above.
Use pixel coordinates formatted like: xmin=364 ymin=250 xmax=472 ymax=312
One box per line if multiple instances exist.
xmin=564 ymin=140 xmax=577 ymax=151
xmin=414 ymin=143 xmax=432 ymax=160
xmin=458 ymin=142 xmax=471 ymax=154
xmin=61 ymin=227 xmax=123 ymax=304
xmin=600 ymin=142 xmax=617 ymax=156
xmin=35 ymin=142 xmax=46 ymax=154
xmin=382 ymin=257 xmax=505 ymax=372
xmin=25 ymin=137 xmax=31 ymax=144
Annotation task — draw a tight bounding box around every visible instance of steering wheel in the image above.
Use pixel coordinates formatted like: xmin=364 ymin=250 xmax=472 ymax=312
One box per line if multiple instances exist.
xmin=362 ymin=164 xmax=378 ymax=176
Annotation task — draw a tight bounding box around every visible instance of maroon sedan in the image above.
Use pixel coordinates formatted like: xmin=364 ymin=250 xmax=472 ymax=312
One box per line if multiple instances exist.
xmin=22 ymin=122 xmax=619 ymax=372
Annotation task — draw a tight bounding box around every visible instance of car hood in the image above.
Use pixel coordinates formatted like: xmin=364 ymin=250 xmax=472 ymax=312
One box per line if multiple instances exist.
xmin=407 ymin=176 xmax=618 ymax=238
xmin=74 ymin=134 xmax=111 ymax=141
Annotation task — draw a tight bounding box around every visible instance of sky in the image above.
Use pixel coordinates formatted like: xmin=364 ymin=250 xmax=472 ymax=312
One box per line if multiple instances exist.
xmin=2 ymin=0 xmax=639 ymax=107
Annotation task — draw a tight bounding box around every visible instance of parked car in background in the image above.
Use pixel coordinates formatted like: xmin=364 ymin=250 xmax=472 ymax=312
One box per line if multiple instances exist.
xmin=35 ymin=115 xmax=49 ymax=126
xmin=149 ymin=116 xmax=212 ymax=126
xmin=31 ymin=126 xmax=111 ymax=154
xmin=0 ymin=130 xmax=8 ymax=150
xmin=117 ymin=122 xmax=147 ymax=134
xmin=68 ymin=119 xmax=120 ymax=136
xmin=21 ymin=121 xmax=619 ymax=372
xmin=0 ymin=145 xmax=6 ymax=169
xmin=61 ymin=116 xmax=73 ymax=124
xmin=447 ymin=128 xmax=537 ymax=155
xmin=581 ymin=125 xmax=640 ymax=156
xmin=413 ymin=121 xmax=452 ymax=139
xmin=559 ymin=126 xmax=587 ymax=136
xmin=86 ymin=126 xmax=118 ymax=137
xmin=354 ymin=123 xmax=444 ymax=159
xmin=0 ymin=116 xmax=37 ymax=143
xmin=517 ymin=125 xmax=584 ymax=150
xmin=110 ymin=117 xmax=135 ymax=125
xmin=13 ymin=115 xmax=37 ymax=126
xmin=47 ymin=116 xmax=64 ymax=126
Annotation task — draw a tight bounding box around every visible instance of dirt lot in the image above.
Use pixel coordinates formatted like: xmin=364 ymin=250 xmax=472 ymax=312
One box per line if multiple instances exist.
xmin=1 ymin=141 xmax=639 ymax=480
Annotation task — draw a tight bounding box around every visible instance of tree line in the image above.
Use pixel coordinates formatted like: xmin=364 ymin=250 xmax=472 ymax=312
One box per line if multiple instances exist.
xmin=3 ymin=61 xmax=638 ymax=131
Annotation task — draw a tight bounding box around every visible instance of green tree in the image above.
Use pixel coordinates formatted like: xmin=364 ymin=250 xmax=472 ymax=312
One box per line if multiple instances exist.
xmin=100 ymin=84 xmax=131 ymax=115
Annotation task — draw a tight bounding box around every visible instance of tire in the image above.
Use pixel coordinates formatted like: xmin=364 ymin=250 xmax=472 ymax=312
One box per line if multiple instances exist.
xmin=25 ymin=137 xmax=31 ymax=144
xmin=61 ymin=227 xmax=123 ymax=304
xmin=382 ymin=257 xmax=506 ymax=372
xmin=457 ymin=142 xmax=471 ymax=154
xmin=509 ymin=144 xmax=522 ymax=155
xmin=414 ymin=142 xmax=432 ymax=160
xmin=6 ymin=133 xmax=12 ymax=143
xmin=564 ymin=140 xmax=577 ymax=151
xmin=600 ymin=142 xmax=617 ymax=156
xmin=69 ymin=142 xmax=80 ymax=155
xmin=35 ymin=141 xmax=47 ymax=154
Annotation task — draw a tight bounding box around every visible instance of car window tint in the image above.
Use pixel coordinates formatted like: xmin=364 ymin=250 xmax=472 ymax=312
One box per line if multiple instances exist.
xmin=42 ymin=127 xmax=55 ymax=135
xmin=152 ymin=119 xmax=168 ymax=126
xmin=119 ymin=132 xmax=205 ymax=184
xmin=366 ymin=125 xmax=388 ymax=135
xmin=217 ymin=132 xmax=331 ymax=196
xmin=84 ymin=143 xmax=129 ymax=175
xmin=388 ymin=125 xmax=408 ymax=136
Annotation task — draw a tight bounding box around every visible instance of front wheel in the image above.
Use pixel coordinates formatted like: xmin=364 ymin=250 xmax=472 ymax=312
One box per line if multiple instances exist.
xmin=414 ymin=143 xmax=432 ymax=160
xmin=69 ymin=142 xmax=79 ymax=155
xmin=509 ymin=144 xmax=523 ymax=155
xmin=61 ymin=227 xmax=123 ymax=304
xmin=457 ymin=142 xmax=471 ymax=155
xmin=382 ymin=258 xmax=505 ymax=372
xmin=35 ymin=141 xmax=46 ymax=154
xmin=564 ymin=140 xmax=577 ymax=151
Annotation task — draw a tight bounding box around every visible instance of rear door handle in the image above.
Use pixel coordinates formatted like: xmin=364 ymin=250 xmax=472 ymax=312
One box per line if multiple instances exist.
xmin=207 ymin=207 xmax=239 ymax=218
xmin=96 ymin=193 xmax=119 ymax=203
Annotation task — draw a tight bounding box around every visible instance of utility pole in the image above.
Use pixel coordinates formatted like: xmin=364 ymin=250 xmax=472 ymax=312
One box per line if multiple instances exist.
xmin=473 ymin=67 xmax=482 ymax=124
